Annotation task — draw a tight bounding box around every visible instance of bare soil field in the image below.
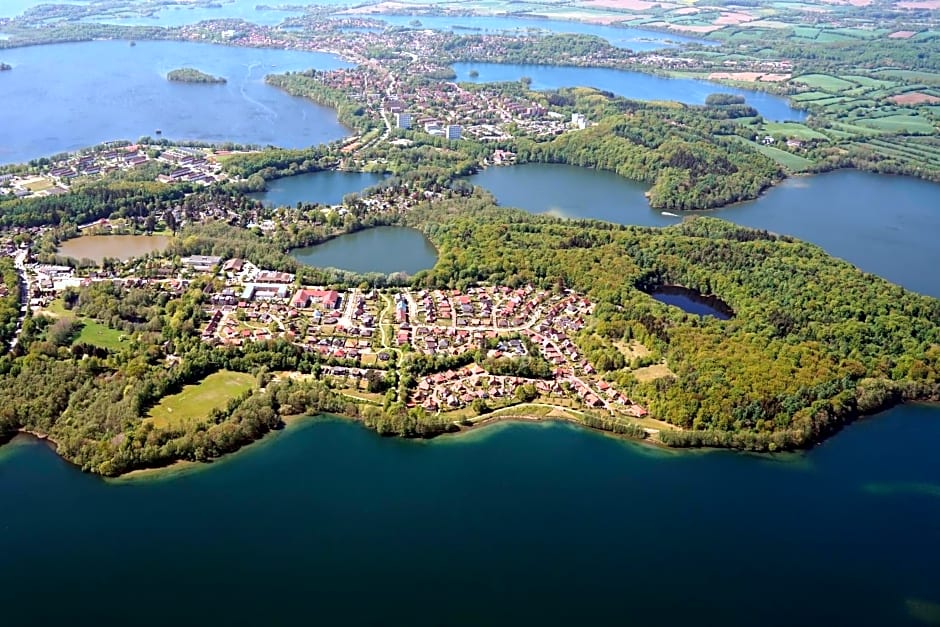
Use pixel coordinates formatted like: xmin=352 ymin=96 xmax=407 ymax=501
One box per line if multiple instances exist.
xmin=890 ymin=92 xmax=940 ymax=105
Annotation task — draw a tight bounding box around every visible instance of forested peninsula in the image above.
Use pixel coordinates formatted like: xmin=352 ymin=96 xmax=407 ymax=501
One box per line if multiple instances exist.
xmin=1 ymin=178 xmax=939 ymax=476
xmin=166 ymin=68 xmax=226 ymax=84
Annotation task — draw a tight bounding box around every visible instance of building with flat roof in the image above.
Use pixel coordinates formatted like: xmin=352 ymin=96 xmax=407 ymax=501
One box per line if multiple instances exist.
xmin=395 ymin=112 xmax=412 ymax=130
xmin=446 ymin=124 xmax=461 ymax=140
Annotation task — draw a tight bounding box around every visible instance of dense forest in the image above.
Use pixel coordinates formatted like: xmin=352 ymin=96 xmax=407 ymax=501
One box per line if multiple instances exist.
xmin=0 ymin=257 xmax=20 ymax=347
xmin=266 ymin=71 xmax=381 ymax=133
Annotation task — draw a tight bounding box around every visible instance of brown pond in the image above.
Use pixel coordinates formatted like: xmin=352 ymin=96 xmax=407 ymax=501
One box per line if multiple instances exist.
xmin=57 ymin=235 xmax=172 ymax=263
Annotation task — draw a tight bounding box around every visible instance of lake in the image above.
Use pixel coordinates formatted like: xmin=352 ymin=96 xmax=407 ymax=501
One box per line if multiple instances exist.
xmin=291 ymin=226 xmax=438 ymax=275
xmin=651 ymin=285 xmax=733 ymax=319
xmin=471 ymin=165 xmax=940 ymax=298
xmin=248 ymin=171 xmax=388 ymax=207
xmin=57 ymin=234 xmax=172 ymax=263
xmin=1 ymin=404 xmax=939 ymax=627
xmin=373 ymin=14 xmax=711 ymax=51
xmin=0 ymin=40 xmax=352 ymax=165
xmin=453 ymin=62 xmax=805 ymax=122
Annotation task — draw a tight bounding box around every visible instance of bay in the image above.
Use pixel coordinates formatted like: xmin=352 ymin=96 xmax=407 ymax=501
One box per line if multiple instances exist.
xmin=470 ymin=165 xmax=940 ymax=297
xmin=453 ymin=61 xmax=806 ymax=121
xmin=0 ymin=40 xmax=352 ymax=164
xmin=0 ymin=404 xmax=938 ymax=626
xmin=291 ymin=226 xmax=438 ymax=275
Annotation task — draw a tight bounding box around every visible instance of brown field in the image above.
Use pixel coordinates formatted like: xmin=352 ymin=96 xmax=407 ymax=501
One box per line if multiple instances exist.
xmin=890 ymin=92 xmax=940 ymax=105
xmin=888 ymin=30 xmax=917 ymax=38
xmin=632 ymin=363 xmax=675 ymax=383
xmin=897 ymin=0 xmax=940 ymax=7
xmin=714 ymin=11 xmax=755 ymax=25
xmin=579 ymin=0 xmax=675 ymax=10
xmin=342 ymin=2 xmax=411 ymax=14
xmin=614 ymin=340 xmax=651 ymax=360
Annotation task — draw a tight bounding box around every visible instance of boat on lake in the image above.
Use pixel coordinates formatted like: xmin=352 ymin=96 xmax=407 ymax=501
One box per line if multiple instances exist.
xmin=661 ymin=211 xmax=679 ymax=217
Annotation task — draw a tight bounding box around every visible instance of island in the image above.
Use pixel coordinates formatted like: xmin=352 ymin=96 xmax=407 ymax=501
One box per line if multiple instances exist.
xmin=0 ymin=63 xmax=11 ymax=71
xmin=166 ymin=67 xmax=226 ymax=84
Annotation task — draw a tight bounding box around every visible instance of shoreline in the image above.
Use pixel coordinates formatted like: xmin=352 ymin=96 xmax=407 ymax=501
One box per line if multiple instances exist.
xmin=5 ymin=397 xmax=937 ymax=480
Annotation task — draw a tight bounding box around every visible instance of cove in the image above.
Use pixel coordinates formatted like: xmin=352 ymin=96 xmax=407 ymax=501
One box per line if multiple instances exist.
xmin=248 ymin=171 xmax=389 ymax=207
xmin=470 ymin=162 xmax=651 ymax=221
xmin=650 ymin=285 xmax=732 ymax=319
xmin=1 ymin=404 xmax=939 ymax=626
xmin=452 ymin=62 xmax=805 ymax=121
xmin=57 ymin=234 xmax=172 ymax=263
xmin=291 ymin=226 xmax=437 ymax=275
xmin=373 ymin=14 xmax=711 ymax=51
xmin=0 ymin=40 xmax=352 ymax=165
xmin=471 ymin=165 xmax=940 ymax=298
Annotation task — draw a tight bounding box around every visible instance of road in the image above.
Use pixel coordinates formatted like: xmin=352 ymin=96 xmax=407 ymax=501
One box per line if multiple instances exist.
xmin=8 ymin=248 xmax=30 ymax=350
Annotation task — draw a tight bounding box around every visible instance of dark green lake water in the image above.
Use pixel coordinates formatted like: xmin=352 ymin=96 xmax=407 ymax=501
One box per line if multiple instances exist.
xmin=291 ymin=226 xmax=438 ymax=275
xmin=470 ymin=165 xmax=940 ymax=298
xmin=1 ymin=405 xmax=939 ymax=626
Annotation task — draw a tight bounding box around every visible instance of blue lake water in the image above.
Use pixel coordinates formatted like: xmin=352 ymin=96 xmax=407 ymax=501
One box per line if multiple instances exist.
xmin=373 ymin=13 xmax=711 ymax=51
xmin=0 ymin=40 xmax=352 ymax=164
xmin=470 ymin=165 xmax=940 ymax=297
xmin=249 ymin=171 xmax=388 ymax=207
xmin=1 ymin=404 xmax=938 ymax=627
xmin=453 ymin=62 xmax=805 ymax=121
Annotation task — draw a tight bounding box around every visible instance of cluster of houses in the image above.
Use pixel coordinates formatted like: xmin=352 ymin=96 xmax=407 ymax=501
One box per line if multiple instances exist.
xmin=410 ymin=364 xmax=562 ymax=412
xmin=0 ymin=144 xmax=227 ymax=201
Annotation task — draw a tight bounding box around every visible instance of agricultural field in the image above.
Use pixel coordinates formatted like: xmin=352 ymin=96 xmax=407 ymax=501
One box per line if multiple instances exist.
xmin=146 ymin=371 xmax=256 ymax=429
xmin=761 ymin=122 xmax=830 ymax=141
xmin=731 ymin=136 xmax=814 ymax=172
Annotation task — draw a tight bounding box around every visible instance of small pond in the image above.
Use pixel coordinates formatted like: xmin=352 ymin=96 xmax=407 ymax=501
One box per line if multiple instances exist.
xmin=57 ymin=234 xmax=172 ymax=263
xmin=650 ymin=286 xmax=732 ymax=319
xmin=248 ymin=171 xmax=388 ymax=208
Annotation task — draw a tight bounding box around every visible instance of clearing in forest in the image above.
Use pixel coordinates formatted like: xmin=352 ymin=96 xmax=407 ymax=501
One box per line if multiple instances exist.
xmin=147 ymin=371 xmax=255 ymax=429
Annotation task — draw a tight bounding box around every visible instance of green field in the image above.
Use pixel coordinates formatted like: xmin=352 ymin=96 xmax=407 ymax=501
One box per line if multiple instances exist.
xmin=762 ymin=122 xmax=830 ymax=140
xmin=75 ymin=320 xmax=129 ymax=351
xmin=792 ymin=74 xmax=856 ymax=92
xmin=874 ymin=70 xmax=940 ymax=87
xmin=734 ymin=137 xmax=814 ymax=172
xmin=147 ymin=371 xmax=255 ymax=429
xmin=857 ymin=114 xmax=936 ymax=133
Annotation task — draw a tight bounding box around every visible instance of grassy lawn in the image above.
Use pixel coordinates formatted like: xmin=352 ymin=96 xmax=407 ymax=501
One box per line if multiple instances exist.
xmin=75 ymin=320 xmax=129 ymax=351
xmin=147 ymin=371 xmax=255 ymax=429
xmin=23 ymin=178 xmax=54 ymax=192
